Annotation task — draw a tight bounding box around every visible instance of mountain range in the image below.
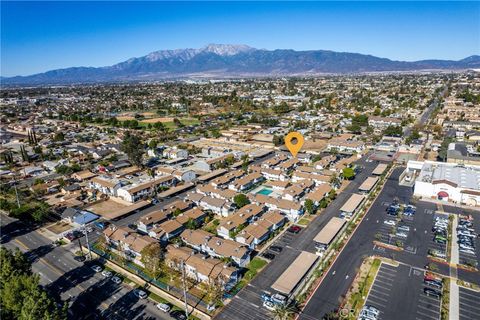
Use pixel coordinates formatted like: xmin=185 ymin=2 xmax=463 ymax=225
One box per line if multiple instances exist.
xmin=2 ymin=44 xmax=479 ymax=86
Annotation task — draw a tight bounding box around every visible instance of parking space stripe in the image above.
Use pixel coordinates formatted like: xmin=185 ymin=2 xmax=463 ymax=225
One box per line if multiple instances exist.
xmin=417 ymin=304 xmax=440 ymax=315
xmin=459 ymin=307 xmax=480 ymax=317
xmin=368 ymin=293 xmax=389 ymax=302
xmin=370 ymin=287 xmax=390 ymax=296
xmin=420 ymin=294 xmax=441 ymax=304
xmin=459 ymin=301 xmax=480 ymax=312
xmin=460 ymin=295 xmax=480 ymax=305
xmin=377 ymin=269 xmax=397 ymax=277
xmin=459 ymin=290 xmax=480 ymax=299
xmin=374 ymin=278 xmax=393 ymax=286
xmin=416 ymin=310 xmax=439 ymax=320
xmin=371 ymin=283 xmax=392 ymax=292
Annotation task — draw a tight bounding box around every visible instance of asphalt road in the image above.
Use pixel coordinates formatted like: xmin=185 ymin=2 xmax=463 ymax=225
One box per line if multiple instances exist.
xmin=0 ymin=214 xmax=172 ymax=320
xmin=216 ymin=154 xmax=380 ymax=320
xmin=404 ymin=85 xmax=447 ymax=137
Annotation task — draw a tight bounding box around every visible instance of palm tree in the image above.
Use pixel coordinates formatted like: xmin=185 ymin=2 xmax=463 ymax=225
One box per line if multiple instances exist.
xmin=270 ymin=301 xmax=300 ymax=320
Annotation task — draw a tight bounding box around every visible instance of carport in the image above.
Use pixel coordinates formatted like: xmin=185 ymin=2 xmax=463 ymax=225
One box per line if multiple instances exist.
xmin=271 ymin=251 xmax=318 ymax=296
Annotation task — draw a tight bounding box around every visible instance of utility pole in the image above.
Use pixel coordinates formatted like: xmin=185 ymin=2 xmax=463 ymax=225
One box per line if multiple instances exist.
xmin=84 ymin=223 xmax=92 ymax=260
xmin=12 ymin=174 xmax=20 ymax=209
xmin=82 ymin=212 xmax=92 ymax=260
xmin=181 ymin=260 xmax=189 ymax=319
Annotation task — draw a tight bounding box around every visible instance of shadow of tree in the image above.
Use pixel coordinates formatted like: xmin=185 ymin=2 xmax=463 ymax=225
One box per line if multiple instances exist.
xmin=0 ymin=219 xmax=38 ymax=244
xmin=68 ymin=276 xmax=126 ymax=319
xmin=46 ymin=261 xmax=99 ymax=299
xmin=24 ymin=243 xmax=54 ymax=263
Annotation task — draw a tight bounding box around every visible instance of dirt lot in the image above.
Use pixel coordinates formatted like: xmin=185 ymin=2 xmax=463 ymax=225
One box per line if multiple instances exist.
xmin=140 ymin=117 xmax=175 ymax=123
xmin=85 ymin=198 xmax=128 ymax=216
xmin=46 ymin=221 xmax=72 ymax=234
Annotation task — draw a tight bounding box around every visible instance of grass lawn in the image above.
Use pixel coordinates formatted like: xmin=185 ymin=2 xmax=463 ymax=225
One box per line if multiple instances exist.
xmin=229 ymin=257 xmax=268 ymax=294
xmin=297 ymin=218 xmax=310 ymax=226
xmin=139 ymin=117 xmax=200 ymax=131
xmin=243 ymin=258 xmax=268 ymax=282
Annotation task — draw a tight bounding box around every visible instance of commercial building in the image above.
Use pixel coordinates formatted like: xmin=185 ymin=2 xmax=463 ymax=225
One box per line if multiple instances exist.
xmin=406 ymin=160 xmax=480 ymax=207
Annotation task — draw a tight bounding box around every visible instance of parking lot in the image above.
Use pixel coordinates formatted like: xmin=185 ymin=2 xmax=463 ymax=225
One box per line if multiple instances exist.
xmin=375 ymin=201 xmax=417 ymax=252
xmin=260 ymin=225 xmax=304 ymax=261
xmin=363 ymin=263 xmax=442 ymax=320
xmin=427 ymin=213 xmax=450 ymax=261
xmin=459 ymin=287 xmax=480 ymax=320
xmin=457 ymin=215 xmax=478 ymax=269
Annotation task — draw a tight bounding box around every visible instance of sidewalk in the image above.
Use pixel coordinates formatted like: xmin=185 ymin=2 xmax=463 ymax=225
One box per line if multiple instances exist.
xmin=419 ymin=197 xmax=480 ymax=213
xmin=451 ymin=215 xmax=459 ymax=265
xmin=449 ymin=280 xmax=460 ymax=320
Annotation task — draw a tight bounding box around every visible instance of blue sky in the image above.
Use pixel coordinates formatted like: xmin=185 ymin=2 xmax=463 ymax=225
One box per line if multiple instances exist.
xmin=1 ymin=1 xmax=479 ymax=77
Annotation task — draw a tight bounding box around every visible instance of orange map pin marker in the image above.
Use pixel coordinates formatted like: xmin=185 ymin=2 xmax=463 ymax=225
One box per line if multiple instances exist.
xmin=285 ymin=132 xmax=304 ymax=157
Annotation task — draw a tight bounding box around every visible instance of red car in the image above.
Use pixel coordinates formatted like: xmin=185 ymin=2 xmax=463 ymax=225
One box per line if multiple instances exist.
xmin=288 ymin=225 xmax=302 ymax=233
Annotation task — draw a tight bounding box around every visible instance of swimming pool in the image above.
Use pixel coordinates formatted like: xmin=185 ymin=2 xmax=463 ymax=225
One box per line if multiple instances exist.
xmin=257 ymin=188 xmax=273 ymax=195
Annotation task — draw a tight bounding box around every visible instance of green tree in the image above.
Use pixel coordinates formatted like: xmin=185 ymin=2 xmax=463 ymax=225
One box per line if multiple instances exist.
xmin=0 ymin=248 xmax=65 ymax=320
xmin=140 ymin=243 xmax=164 ymax=279
xmin=304 ymin=199 xmax=315 ymax=215
xmin=148 ymin=139 xmax=158 ymax=149
xmin=383 ymin=125 xmax=403 ymax=137
xmin=273 ymin=135 xmax=284 ymax=147
xmin=342 ymin=167 xmax=355 ymax=180
xmin=233 ymin=194 xmax=250 ymax=208
xmin=270 ymin=302 xmax=299 ymax=320
xmin=121 ymin=132 xmax=145 ymax=167
xmin=53 ymin=132 xmax=65 ymax=142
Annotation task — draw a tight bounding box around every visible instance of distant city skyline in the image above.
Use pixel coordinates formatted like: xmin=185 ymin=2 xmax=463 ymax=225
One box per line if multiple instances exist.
xmin=1 ymin=1 xmax=479 ymax=77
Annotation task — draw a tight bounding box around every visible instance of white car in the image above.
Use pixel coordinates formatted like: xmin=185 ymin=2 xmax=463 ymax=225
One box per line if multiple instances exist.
xmin=134 ymin=289 xmax=147 ymax=299
xmin=263 ymin=300 xmax=275 ymax=311
xmin=271 ymin=293 xmax=287 ymax=305
xmin=396 ymin=232 xmax=408 ymax=238
xmin=91 ymin=265 xmax=102 ymax=272
xmin=156 ymin=303 xmax=171 ymax=312
xmin=384 ymin=220 xmax=396 ymax=226
xmin=101 ymin=270 xmax=112 ymax=277
xmin=459 ymin=249 xmax=476 ymax=255
xmin=111 ymin=276 xmax=122 ymax=284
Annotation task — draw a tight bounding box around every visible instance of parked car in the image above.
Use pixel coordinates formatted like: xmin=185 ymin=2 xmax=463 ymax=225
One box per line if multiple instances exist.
xmin=424 ymin=279 xmax=443 ymax=289
xmin=74 ymin=255 xmax=86 ymax=262
xmin=91 ymin=265 xmax=102 ymax=272
xmin=287 ymin=226 xmax=302 ymax=234
xmin=429 ymin=249 xmax=446 ymax=259
xmin=384 ymin=220 xmax=396 ymax=226
xmin=134 ymin=289 xmax=148 ymax=299
xmin=396 ymin=232 xmax=408 ymax=238
xmin=423 ymin=287 xmax=441 ymax=298
xmin=101 ymin=270 xmax=112 ymax=278
xmin=263 ymin=300 xmax=275 ymax=311
xmin=169 ymin=310 xmax=187 ymax=320
xmin=262 ymin=252 xmax=276 ymax=260
xmin=111 ymin=276 xmax=122 ymax=284
xmin=459 ymin=249 xmax=476 ymax=255
xmin=364 ymin=305 xmax=379 ymax=316
xmin=271 ymin=293 xmax=287 ymax=306
xmin=270 ymin=246 xmax=282 ymax=253
xmin=398 ymin=225 xmax=410 ymax=232
xmin=156 ymin=303 xmax=171 ymax=312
